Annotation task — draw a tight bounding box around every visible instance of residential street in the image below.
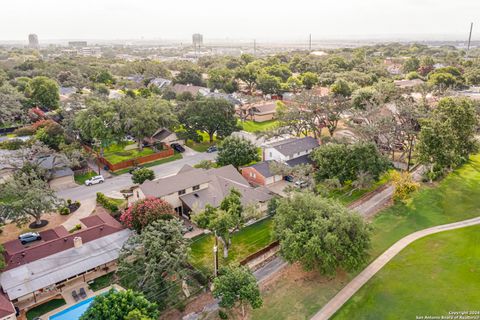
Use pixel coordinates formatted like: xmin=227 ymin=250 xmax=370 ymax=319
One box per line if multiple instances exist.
xmin=57 ymin=149 xmax=217 ymax=202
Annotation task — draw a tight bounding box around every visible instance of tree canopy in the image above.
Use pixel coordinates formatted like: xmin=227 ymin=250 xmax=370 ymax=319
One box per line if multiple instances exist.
xmin=216 ymin=136 xmax=260 ymax=168
xmin=117 ymin=219 xmax=188 ymax=310
xmin=80 ymin=289 xmax=158 ymax=320
xmin=274 ymin=192 xmax=371 ymax=274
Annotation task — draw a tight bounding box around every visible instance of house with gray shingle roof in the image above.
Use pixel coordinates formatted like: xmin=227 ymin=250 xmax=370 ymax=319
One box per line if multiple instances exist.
xmin=264 ymin=137 xmax=318 ymax=164
xmin=136 ymin=164 xmax=272 ymax=218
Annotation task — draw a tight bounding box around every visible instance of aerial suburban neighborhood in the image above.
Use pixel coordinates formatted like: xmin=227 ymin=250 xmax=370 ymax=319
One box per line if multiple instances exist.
xmin=0 ymin=1 xmax=480 ymax=319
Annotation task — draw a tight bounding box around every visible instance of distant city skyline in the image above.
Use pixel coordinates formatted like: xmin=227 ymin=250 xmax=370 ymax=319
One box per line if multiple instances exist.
xmin=1 ymin=0 xmax=479 ymax=42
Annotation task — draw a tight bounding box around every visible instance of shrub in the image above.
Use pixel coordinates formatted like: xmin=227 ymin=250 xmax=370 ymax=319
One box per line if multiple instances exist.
xmin=131 ymin=168 xmax=155 ymax=184
xmin=390 ymin=171 xmax=419 ymax=201
xmin=0 ymin=139 xmax=26 ymax=150
xmin=96 ymin=192 xmax=119 ymax=213
xmin=219 ymin=310 xmax=229 ymax=319
xmin=59 ymin=207 xmax=70 ymax=215
xmin=13 ymin=126 xmax=36 ymax=136
xmin=69 ymin=224 xmax=82 ymax=233
xmin=120 ymin=197 xmax=174 ymax=232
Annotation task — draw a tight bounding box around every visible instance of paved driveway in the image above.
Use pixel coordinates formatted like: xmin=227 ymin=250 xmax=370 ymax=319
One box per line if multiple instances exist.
xmin=57 ymin=150 xmax=217 ymax=202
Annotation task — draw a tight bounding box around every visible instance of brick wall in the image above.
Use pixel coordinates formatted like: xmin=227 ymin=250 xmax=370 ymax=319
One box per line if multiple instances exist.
xmin=241 ymin=167 xmax=266 ymax=186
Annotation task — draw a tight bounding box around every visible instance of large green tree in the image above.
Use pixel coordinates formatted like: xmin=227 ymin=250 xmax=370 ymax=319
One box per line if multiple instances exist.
xmin=0 ymin=83 xmax=26 ymax=127
xmin=117 ymin=219 xmax=188 ymax=310
xmin=274 ymin=192 xmax=371 ymax=274
xmin=180 ymin=98 xmax=238 ymax=143
xmin=74 ymin=99 xmax=120 ymax=156
xmin=256 ymin=73 xmax=282 ymax=95
xmin=121 ymin=97 xmax=177 ymax=150
xmin=216 ymin=136 xmax=260 ymax=169
xmin=213 ymin=265 xmax=263 ymax=318
xmin=417 ymin=97 xmax=478 ymax=179
xmin=0 ymin=167 xmax=63 ymax=226
xmin=26 ymin=76 xmax=60 ymax=110
xmin=311 ymin=142 xmax=390 ymax=185
xmin=80 ymin=289 xmax=158 ymax=320
xmin=193 ymin=189 xmax=244 ymax=258
xmin=207 ymin=68 xmax=238 ymax=93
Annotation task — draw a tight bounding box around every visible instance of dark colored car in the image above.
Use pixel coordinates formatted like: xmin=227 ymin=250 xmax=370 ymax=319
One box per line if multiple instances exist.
xmin=171 ymin=143 xmax=186 ymax=153
xmin=206 ymin=145 xmax=217 ymax=153
xmin=19 ymin=232 xmax=41 ymax=245
xmin=284 ymin=175 xmax=294 ymax=182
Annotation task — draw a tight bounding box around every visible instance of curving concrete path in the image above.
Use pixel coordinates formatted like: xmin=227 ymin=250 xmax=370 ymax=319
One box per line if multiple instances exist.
xmin=311 ymin=215 xmax=480 ymax=320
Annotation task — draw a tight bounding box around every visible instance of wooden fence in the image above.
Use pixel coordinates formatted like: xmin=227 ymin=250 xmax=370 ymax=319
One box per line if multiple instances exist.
xmin=84 ymin=144 xmax=174 ymax=172
xmin=240 ymin=240 xmax=280 ymax=270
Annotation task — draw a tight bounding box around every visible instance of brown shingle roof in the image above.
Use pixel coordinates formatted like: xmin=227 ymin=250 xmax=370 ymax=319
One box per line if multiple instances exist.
xmin=0 ymin=292 xmax=14 ymax=318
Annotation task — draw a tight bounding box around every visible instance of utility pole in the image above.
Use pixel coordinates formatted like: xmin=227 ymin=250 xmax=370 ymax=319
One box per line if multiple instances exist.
xmin=467 ymin=22 xmax=474 ymax=56
xmin=213 ymin=231 xmax=219 ymax=277
xmin=309 ymin=34 xmax=312 ymax=51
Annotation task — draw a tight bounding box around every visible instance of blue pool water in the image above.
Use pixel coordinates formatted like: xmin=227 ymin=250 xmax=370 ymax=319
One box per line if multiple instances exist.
xmin=49 ymin=296 xmax=95 ymax=320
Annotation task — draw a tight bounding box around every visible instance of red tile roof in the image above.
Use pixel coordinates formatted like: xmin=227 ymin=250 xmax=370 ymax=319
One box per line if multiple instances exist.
xmin=2 ymin=212 xmax=124 ymax=271
xmin=0 ymin=292 xmax=14 ymax=318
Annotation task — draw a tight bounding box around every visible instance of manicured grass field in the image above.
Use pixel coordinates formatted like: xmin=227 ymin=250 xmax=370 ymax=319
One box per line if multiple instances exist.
xmin=113 ymin=152 xmax=183 ymax=175
xmin=238 ymin=119 xmax=279 ymax=133
xmin=103 ymin=142 xmax=155 ymax=164
xmin=251 ymin=154 xmax=480 ymax=320
xmin=26 ymin=298 xmax=66 ymax=320
xmin=74 ymin=171 xmax=97 ymax=185
xmin=189 ymin=217 xmax=274 ymax=274
xmin=334 ymin=225 xmax=480 ymax=319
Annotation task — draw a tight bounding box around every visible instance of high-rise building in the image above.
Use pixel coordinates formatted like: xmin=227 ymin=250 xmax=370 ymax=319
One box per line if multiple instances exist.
xmin=28 ymin=34 xmax=39 ymax=48
xmin=192 ymin=33 xmax=203 ymax=49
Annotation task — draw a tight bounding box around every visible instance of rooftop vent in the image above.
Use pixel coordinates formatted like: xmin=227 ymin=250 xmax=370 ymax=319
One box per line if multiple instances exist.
xmin=73 ymin=237 xmax=83 ymax=248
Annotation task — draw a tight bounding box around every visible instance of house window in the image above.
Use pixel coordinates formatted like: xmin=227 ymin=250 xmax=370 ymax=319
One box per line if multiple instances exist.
xmin=178 ymin=189 xmax=186 ymax=195
xmin=253 ymin=173 xmax=256 ymax=178
xmin=193 ymin=185 xmax=200 ymax=191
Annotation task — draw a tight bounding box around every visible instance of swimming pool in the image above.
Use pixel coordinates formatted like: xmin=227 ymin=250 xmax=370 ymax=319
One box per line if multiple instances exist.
xmin=49 ymin=296 xmax=94 ymax=320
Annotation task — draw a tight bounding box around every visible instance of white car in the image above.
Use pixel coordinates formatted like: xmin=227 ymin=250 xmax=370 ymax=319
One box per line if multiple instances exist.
xmin=85 ymin=175 xmax=105 ymax=186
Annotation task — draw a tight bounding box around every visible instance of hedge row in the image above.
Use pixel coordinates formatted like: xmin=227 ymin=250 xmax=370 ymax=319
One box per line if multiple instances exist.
xmin=96 ymin=192 xmax=119 ymax=213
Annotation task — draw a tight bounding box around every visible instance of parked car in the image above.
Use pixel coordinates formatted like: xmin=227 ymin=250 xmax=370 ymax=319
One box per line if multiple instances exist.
xmin=125 ymin=135 xmax=135 ymax=142
xmin=19 ymin=232 xmax=41 ymax=245
xmin=85 ymin=175 xmax=105 ymax=186
xmin=284 ymin=175 xmax=294 ymax=182
xmin=170 ymin=143 xmax=186 ymax=153
xmin=294 ymin=180 xmax=308 ymax=188
xmin=206 ymin=145 xmax=217 ymax=153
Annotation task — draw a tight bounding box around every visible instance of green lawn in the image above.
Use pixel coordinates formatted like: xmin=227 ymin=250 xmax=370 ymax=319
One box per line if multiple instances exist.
xmin=328 ymin=171 xmax=392 ymax=206
xmin=26 ymin=298 xmax=66 ymax=320
xmin=251 ymin=154 xmax=480 ymax=320
xmin=89 ymin=272 xmax=116 ymax=291
xmin=113 ymin=152 xmax=183 ymax=175
xmin=103 ymin=142 xmax=155 ymax=164
xmin=189 ymin=218 xmax=274 ymax=274
xmin=334 ymin=225 xmax=480 ymax=319
xmin=74 ymin=171 xmax=97 ymax=185
xmin=238 ymin=119 xmax=279 ymax=133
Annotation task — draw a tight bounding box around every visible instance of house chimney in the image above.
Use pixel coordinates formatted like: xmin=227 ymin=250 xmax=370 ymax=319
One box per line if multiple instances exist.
xmin=73 ymin=237 xmax=83 ymax=248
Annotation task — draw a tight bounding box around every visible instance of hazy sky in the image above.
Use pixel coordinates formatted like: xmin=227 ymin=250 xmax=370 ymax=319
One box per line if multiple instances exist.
xmin=1 ymin=0 xmax=479 ymax=41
